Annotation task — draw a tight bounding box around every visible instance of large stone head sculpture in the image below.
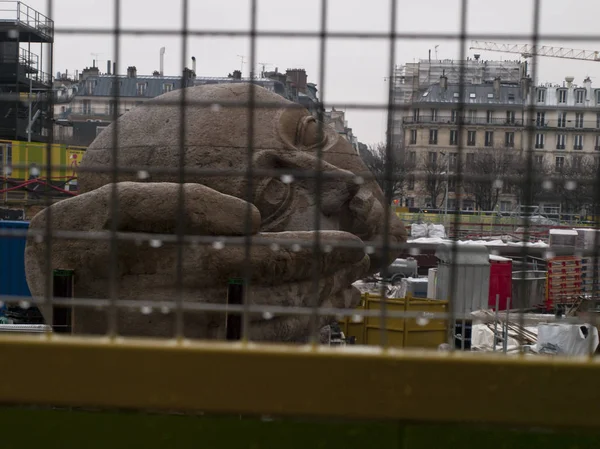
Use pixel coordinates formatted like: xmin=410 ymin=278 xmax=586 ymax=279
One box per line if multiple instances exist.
xmin=25 ymin=83 xmax=407 ymax=342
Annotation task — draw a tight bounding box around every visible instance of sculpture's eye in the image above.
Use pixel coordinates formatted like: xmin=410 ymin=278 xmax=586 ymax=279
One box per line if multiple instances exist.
xmin=295 ymin=116 xmax=328 ymax=149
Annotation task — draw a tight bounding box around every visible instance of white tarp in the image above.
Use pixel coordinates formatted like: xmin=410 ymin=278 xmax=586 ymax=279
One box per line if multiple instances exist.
xmin=427 ymin=223 xmax=446 ymax=239
xmin=471 ymin=323 xmax=520 ymax=352
xmin=534 ymin=323 xmax=599 ymax=356
xmin=411 ymin=223 xmax=428 ymax=238
xmin=410 ymin=223 xmax=446 ymax=239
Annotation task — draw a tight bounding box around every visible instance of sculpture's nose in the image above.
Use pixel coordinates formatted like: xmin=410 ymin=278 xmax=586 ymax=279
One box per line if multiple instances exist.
xmin=347 ymin=187 xmax=407 ymax=274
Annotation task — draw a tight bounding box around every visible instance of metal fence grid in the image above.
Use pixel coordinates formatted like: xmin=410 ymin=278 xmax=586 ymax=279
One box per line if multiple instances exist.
xmin=1 ymin=0 xmax=600 ymax=432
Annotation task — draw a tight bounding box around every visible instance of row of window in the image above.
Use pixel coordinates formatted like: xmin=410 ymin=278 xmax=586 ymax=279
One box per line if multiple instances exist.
xmin=413 ymin=108 xmax=600 ymax=128
xmin=86 ymin=79 xmax=175 ymax=97
xmin=409 ymin=149 xmax=595 ymax=178
xmin=410 ymin=129 xmax=514 ymax=147
xmin=536 ymin=87 xmax=598 ymax=105
xmin=410 ymin=128 xmax=600 ymax=150
xmin=534 ymin=133 xmax=600 ymax=150
xmin=414 ymin=109 xmax=517 ymax=123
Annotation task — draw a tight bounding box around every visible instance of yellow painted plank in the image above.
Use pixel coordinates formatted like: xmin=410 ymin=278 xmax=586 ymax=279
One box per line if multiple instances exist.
xmin=0 ymin=334 xmax=598 ymax=428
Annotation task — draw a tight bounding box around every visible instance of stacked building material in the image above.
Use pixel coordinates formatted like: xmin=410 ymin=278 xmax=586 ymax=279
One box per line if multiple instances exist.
xmin=546 ymin=256 xmax=582 ymax=309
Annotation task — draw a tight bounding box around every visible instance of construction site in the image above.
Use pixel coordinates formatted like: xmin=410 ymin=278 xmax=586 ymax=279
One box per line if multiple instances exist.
xmin=2 ymin=0 xmax=600 ymax=447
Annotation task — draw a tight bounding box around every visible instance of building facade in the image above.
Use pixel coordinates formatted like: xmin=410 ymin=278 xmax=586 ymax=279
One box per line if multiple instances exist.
xmin=53 ymin=65 xmax=321 ymax=146
xmin=323 ymin=108 xmax=358 ymax=152
xmin=394 ymin=57 xmax=600 ymax=214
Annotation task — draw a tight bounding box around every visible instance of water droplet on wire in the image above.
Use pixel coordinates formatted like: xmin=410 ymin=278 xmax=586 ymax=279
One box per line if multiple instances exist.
xmin=542 ymin=180 xmax=553 ymax=191
xmin=141 ymin=306 xmax=152 ymax=315
xmin=416 ymin=314 xmax=430 ymax=326
xmin=262 ymin=311 xmax=274 ymax=320
xmin=565 ymin=180 xmax=577 ymax=191
xmin=149 ymin=239 xmax=163 ymax=248
xmin=19 ymin=301 xmax=30 ymax=310
xmin=280 ymin=174 xmax=294 ymax=184
xmin=210 ymin=103 xmax=222 ymax=112
xmin=212 ymin=241 xmax=225 ymax=250
xmin=137 ymin=170 xmax=150 ymax=180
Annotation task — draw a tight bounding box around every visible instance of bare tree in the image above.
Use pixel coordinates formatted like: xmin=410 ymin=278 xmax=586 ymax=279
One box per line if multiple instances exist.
xmin=511 ymin=153 xmax=550 ymax=208
xmin=419 ymin=152 xmax=447 ymax=209
xmin=554 ymin=155 xmax=597 ymax=215
xmin=463 ymin=150 xmax=512 ymax=211
xmin=358 ymin=142 xmax=414 ymax=202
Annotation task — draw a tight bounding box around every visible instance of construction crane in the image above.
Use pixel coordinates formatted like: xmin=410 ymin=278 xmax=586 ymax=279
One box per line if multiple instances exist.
xmin=470 ymin=41 xmax=600 ymax=63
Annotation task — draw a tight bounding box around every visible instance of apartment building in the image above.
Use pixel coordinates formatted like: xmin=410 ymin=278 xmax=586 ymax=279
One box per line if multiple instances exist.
xmin=394 ymin=56 xmax=600 ymax=213
xmin=53 ymin=64 xmax=321 ymax=146
xmin=529 ymin=77 xmax=600 ymax=174
xmin=401 ymin=75 xmax=528 ymax=210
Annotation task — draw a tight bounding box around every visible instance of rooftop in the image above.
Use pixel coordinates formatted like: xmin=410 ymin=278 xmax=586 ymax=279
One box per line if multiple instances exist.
xmin=415 ymin=82 xmax=525 ymax=105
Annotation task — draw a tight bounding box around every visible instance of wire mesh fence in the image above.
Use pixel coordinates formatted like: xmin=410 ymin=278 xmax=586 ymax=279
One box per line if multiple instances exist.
xmin=0 ymin=0 xmax=600 ymax=416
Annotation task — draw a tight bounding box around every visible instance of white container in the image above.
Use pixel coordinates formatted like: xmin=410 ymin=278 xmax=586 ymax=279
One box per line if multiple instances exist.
xmin=427 ymin=268 xmax=438 ymax=299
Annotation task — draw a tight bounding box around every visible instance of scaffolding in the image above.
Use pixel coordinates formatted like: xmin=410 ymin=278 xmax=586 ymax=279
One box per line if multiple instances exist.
xmin=0 ymin=1 xmax=54 ymax=142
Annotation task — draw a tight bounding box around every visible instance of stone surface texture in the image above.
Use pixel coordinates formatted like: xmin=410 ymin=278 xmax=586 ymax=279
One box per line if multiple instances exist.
xmin=25 ymin=83 xmax=407 ymax=342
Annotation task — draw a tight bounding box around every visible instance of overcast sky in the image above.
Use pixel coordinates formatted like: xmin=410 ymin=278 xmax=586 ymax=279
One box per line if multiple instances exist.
xmin=17 ymin=0 xmax=600 ymax=144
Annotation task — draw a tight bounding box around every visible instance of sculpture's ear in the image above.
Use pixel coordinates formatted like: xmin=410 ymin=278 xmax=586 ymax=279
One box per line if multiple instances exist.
xmin=252 ymin=149 xmax=359 ymax=219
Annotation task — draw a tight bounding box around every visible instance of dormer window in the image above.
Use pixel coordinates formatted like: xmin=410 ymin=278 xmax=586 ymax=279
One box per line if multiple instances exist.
xmin=558 ymin=89 xmax=567 ymax=103
xmin=163 ymin=83 xmax=174 ymax=93
xmin=576 ymin=89 xmax=585 ymax=104
xmin=596 ymin=89 xmax=600 ymax=105
xmin=86 ymin=80 xmax=96 ymax=94
xmin=136 ymin=82 xmax=147 ymax=96
xmin=110 ymin=81 xmax=121 ymax=96
xmin=537 ymin=88 xmax=546 ymax=103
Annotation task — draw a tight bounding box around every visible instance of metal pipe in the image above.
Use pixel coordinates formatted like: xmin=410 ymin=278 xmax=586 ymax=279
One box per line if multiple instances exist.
xmin=503 ymin=297 xmax=511 ymax=353
xmin=28 ymin=77 xmax=32 ymax=142
xmin=444 ymin=155 xmax=449 ymax=217
xmin=160 ymin=47 xmax=165 ymax=76
xmin=493 ymin=294 xmax=499 ymax=352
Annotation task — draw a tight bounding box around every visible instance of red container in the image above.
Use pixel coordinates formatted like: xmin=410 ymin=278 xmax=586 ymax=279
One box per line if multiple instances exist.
xmin=488 ymin=255 xmax=512 ymax=310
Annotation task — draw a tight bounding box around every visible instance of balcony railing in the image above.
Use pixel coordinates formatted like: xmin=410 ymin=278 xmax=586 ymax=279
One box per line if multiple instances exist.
xmin=403 ymin=116 xmax=524 ymax=126
xmin=0 ymin=1 xmax=54 ymax=40
xmin=535 ymin=121 xmax=600 ymax=131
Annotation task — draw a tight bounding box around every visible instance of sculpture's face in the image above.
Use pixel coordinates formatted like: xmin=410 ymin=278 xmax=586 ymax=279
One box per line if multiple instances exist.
xmin=25 ymin=83 xmax=407 ymax=342
xmin=80 ymin=83 xmax=407 ymax=271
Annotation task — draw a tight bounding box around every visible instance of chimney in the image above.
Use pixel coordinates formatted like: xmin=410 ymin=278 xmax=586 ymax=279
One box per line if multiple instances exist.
xmin=127 ymin=66 xmax=137 ymax=78
xmin=521 ymin=76 xmax=531 ymax=99
xmin=285 ymin=68 xmax=308 ymax=93
xmin=107 ymin=60 xmax=111 ymax=75
xmin=113 ymin=62 xmax=116 ymax=75
xmin=584 ymin=76 xmax=592 ymax=100
xmin=493 ymin=77 xmax=501 ymax=99
xmin=160 ymin=47 xmax=165 ymax=76
xmin=232 ymin=70 xmax=242 ymax=80
xmin=440 ymin=70 xmax=448 ymax=91
xmin=93 ymin=59 xmax=96 ymax=68
xmin=192 ymin=56 xmax=196 ymax=75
